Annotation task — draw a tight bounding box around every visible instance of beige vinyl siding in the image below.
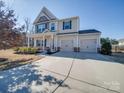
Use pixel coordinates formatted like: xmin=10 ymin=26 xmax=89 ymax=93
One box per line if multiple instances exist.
xmin=57 ymin=17 xmax=79 ymax=33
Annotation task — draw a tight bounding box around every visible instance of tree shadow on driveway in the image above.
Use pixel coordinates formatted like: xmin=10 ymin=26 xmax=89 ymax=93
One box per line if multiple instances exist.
xmin=0 ymin=64 xmax=70 ymax=93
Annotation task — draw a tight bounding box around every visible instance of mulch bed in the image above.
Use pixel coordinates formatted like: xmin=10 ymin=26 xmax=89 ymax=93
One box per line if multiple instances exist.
xmin=0 ymin=58 xmax=8 ymax=62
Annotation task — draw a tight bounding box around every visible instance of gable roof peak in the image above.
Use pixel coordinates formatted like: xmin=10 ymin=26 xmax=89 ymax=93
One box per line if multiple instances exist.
xmin=42 ymin=6 xmax=48 ymax=11
xmin=33 ymin=6 xmax=58 ymax=24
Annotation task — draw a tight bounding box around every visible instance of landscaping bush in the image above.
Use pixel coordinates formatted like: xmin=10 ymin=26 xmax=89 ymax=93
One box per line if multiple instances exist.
xmin=101 ymin=42 xmax=112 ymax=55
xmin=30 ymin=48 xmax=37 ymax=54
xmin=14 ymin=47 xmax=38 ymax=54
xmin=19 ymin=47 xmax=27 ymax=53
xmin=13 ymin=47 xmax=19 ymax=51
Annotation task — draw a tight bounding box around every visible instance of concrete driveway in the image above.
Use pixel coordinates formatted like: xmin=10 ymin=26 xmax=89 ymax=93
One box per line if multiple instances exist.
xmin=0 ymin=52 xmax=124 ymax=93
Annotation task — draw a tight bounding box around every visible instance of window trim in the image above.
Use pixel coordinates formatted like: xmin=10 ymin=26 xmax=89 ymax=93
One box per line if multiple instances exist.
xmin=63 ymin=20 xmax=72 ymax=30
xmin=50 ymin=23 xmax=56 ymax=31
xmin=37 ymin=23 xmax=46 ymax=33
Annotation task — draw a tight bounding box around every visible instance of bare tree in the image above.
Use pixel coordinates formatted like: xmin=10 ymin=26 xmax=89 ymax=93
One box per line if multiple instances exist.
xmin=24 ymin=17 xmax=31 ymax=46
xmin=0 ymin=1 xmax=25 ymax=49
xmin=24 ymin=17 xmax=31 ymax=34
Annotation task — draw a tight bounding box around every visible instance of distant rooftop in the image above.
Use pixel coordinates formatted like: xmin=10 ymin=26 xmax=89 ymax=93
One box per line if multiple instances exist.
xmin=119 ymin=39 xmax=124 ymax=42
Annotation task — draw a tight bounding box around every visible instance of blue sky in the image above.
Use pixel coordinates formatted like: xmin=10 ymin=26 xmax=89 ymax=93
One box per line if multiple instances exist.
xmin=4 ymin=0 xmax=124 ymax=39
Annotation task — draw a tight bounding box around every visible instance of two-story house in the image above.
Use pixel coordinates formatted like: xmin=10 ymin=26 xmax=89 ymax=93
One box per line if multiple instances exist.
xmin=27 ymin=7 xmax=101 ymax=52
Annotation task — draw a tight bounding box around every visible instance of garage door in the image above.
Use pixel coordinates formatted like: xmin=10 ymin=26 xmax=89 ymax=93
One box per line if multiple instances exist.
xmin=61 ymin=40 xmax=73 ymax=51
xmin=80 ymin=39 xmax=97 ymax=52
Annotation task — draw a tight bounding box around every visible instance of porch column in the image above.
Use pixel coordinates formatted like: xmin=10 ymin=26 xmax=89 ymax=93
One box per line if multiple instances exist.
xmin=40 ymin=39 xmax=42 ymax=48
xmin=52 ymin=35 xmax=54 ymax=49
xmin=76 ymin=35 xmax=79 ymax=48
xmin=27 ymin=37 xmax=30 ymax=47
xmin=56 ymin=36 xmax=58 ymax=48
xmin=50 ymin=35 xmax=53 ymax=51
xmin=43 ymin=36 xmax=45 ymax=51
xmin=31 ymin=38 xmax=33 ymax=47
xmin=34 ymin=39 xmax=36 ymax=47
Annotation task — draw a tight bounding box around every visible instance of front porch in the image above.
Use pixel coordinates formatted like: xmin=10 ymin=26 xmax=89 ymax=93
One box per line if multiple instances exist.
xmin=27 ymin=33 xmax=58 ymax=52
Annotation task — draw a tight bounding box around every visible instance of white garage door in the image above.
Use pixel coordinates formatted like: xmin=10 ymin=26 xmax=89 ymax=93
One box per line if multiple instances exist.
xmin=61 ymin=40 xmax=73 ymax=51
xmin=80 ymin=39 xmax=97 ymax=52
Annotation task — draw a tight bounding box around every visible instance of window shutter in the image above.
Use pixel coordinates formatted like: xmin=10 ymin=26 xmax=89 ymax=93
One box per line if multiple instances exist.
xmin=45 ymin=23 xmax=47 ymax=29
xmin=36 ymin=25 xmax=38 ymax=33
xmin=70 ymin=20 xmax=72 ymax=29
xmin=63 ymin=22 xmax=65 ymax=30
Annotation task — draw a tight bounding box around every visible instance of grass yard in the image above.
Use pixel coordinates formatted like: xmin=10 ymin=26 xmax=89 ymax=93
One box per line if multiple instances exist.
xmin=0 ymin=49 xmax=42 ymax=70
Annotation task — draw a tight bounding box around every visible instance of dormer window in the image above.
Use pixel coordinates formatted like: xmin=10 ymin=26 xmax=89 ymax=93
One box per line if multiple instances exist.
xmin=63 ymin=20 xmax=72 ymax=30
xmin=51 ymin=23 xmax=55 ymax=31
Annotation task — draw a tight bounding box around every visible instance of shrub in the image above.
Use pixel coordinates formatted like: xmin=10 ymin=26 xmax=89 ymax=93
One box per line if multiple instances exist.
xmin=19 ymin=47 xmax=27 ymax=54
xmin=14 ymin=47 xmax=38 ymax=54
xmin=13 ymin=47 xmax=19 ymax=51
xmin=27 ymin=47 xmax=32 ymax=53
xmin=101 ymin=42 xmax=112 ymax=55
xmin=30 ymin=48 xmax=37 ymax=54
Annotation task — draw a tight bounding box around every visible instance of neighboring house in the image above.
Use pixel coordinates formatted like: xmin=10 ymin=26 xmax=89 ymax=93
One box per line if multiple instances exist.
xmin=27 ymin=7 xmax=101 ymax=52
xmin=112 ymin=39 xmax=124 ymax=52
xmin=118 ymin=39 xmax=124 ymax=46
xmin=118 ymin=39 xmax=124 ymax=51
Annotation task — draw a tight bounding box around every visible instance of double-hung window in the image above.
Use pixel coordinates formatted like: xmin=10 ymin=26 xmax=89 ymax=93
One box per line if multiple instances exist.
xmin=63 ymin=20 xmax=72 ymax=30
xmin=51 ymin=23 xmax=55 ymax=31
xmin=37 ymin=23 xmax=46 ymax=33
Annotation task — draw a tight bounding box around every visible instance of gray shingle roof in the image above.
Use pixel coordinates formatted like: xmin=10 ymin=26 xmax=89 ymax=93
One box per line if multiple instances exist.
xmin=56 ymin=32 xmax=78 ymax=35
xmin=57 ymin=29 xmax=101 ymax=35
xmin=79 ymin=29 xmax=101 ymax=34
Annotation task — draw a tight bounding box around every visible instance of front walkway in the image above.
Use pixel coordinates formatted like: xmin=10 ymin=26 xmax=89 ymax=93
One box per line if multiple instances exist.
xmin=0 ymin=52 xmax=123 ymax=93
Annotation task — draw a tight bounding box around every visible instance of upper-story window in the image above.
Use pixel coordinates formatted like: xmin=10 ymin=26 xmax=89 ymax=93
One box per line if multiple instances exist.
xmin=37 ymin=23 xmax=46 ymax=33
xmin=63 ymin=20 xmax=72 ymax=30
xmin=51 ymin=23 xmax=55 ymax=31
